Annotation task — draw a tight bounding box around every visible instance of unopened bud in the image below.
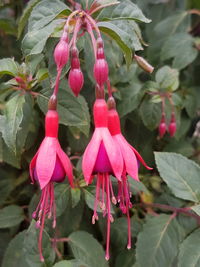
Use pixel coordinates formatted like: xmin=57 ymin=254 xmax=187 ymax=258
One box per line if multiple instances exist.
xmin=134 ymin=54 xmax=154 ymax=73
xmin=54 ymin=40 xmax=69 ymax=69
xmin=94 ymin=58 xmax=109 ymax=86
xmin=68 ymin=68 xmax=84 ymax=97
xmin=169 ymin=112 xmax=176 ymax=137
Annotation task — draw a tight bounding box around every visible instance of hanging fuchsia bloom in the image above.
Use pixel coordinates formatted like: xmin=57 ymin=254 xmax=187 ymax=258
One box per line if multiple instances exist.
xmin=29 ymin=97 xmax=73 ymax=262
xmin=82 ymin=97 xmax=123 ymax=260
xmin=107 ymin=97 xmax=152 ymax=249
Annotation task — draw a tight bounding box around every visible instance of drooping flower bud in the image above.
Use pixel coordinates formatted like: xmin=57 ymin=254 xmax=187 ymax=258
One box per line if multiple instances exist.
xmin=169 ymin=112 xmax=176 ymax=137
xmin=68 ymin=47 xmax=84 ymax=96
xmin=159 ymin=113 xmax=167 ymax=138
xmin=93 ymin=38 xmax=109 ymax=86
xmin=54 ymin=39 xmax=69 ymax=70
xmin=134 ymin=54 xmax=154 ymax=73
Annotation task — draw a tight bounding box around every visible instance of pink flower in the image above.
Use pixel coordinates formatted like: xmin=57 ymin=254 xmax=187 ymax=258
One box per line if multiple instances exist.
xmin=54 ymin=35 xmax=69 ymax=70
xmin=30 ymin=107 xmax=73 ymax=262
xmin=169 ymin=112 xmax=176 ymax=137
xmin=159 ymin=113 xmax=167 ymax=138
xmin=82 ymin=98 xmax=123 ymax=260
xmin=107 ymin=97 xmax=152 ymax=249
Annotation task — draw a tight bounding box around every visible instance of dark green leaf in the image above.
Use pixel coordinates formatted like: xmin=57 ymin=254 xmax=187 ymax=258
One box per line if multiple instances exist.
xmin=55 ymin=183 xmax=70 ymax=217
xmin=178 ymin=228 xmax=200 ymax=267
xmin=155 ymin=66 xmax=179 ymax=91
xmin=53 ymin=260 xmax=88 ymax=267
xmin=136 ymin=215 xmax=185 ymax=267
xmin=155 ymin=152 xmax=200 ymax=202
xmin=37 ymin=88 xmax=90 ymax=136
xmin=191 ymin=205 xmax=200 ymax=216
xmin=115 ymin=249 xmax=135 ymax=267
xmin=97 ymin=21 xmax=133 ymax=67
xmin=0 ymin=58 xmax=19 ymax=77
xmin=69 ymin=231 xmax=109 ymax=267
xmin=71 ymin=188 xmax=81 ymax=208
xmin=161 ymin=33 xmax=198 ymax=70
xmin=0 ymin=205 xmax=24 ymax=228
xmin=0 ymin=19 xmax=17 ymax=36
xmin=28 ymin=0 xmax=71 ymax=31
xmin=18 ymin=0 xmax=41 ymax=38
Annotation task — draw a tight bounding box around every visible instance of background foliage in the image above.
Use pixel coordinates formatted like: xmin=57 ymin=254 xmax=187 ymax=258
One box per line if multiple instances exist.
xmin=0 ymin=0 xmax=200 ymax=266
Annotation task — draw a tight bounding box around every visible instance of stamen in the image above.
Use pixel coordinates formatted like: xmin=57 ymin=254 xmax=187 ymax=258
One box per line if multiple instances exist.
xmin=92 ymin=174 xmax=101 ymax=224
xmin=109 ymin=179 xmax=116 ymax=204
xmin=105 ymin=173 xmax=111 ymax=261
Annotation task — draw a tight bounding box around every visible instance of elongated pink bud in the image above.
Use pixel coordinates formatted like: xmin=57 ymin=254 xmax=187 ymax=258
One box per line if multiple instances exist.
xmin=93 ymin=38 xmax=109 ymax=86
xmin=159 ymin=113 xmax=167 ymax=138
xmin=169 ymin=112 xmax=176 ymax=137
xmin=54 ymin=40 xmax=69 ymax=70
xmin=68 ymin=68 xmax=84 ymax=96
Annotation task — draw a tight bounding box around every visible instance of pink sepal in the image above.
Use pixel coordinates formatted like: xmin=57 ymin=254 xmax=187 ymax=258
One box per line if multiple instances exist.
xmin=36 ymin=137 xmax=57 ymax=190
xmin=114 ymin=134 xmax=139 ymax=181
xmin=82 ymin=129 xmax=102 ymax=184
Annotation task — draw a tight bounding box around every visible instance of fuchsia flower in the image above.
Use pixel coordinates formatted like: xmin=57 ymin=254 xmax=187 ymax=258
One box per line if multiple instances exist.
xmin=82 ymin=97 xmax=123 ymax=260
xmin=159 ymin=113 xmax=167 ymax=138
xmin=30 ymin=98 xmax=73 ymax=262
xmin=107 ymin=97 xmax=152 ymax=250
xmin=54 ymin=33 xmax=69 ymax=70
xmin=169 ymin=112 xmax=176 ymax=137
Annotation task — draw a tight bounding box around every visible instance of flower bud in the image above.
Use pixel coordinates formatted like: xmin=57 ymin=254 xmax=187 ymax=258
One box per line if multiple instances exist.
xmin=93 ymin=57 xmax=109 ymax=86
xmin=169 ymin=112 xmax=176 ymax=137
xmin=68 ymin=68 xmax=84 ymax=96
xmin=159 ymin=114 xmax=167 ymax=138
xmin=54 ymin=40 xmax=69 ymax=69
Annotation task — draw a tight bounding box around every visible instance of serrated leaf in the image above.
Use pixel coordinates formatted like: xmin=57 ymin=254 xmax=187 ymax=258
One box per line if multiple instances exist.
xmin=161 ymin=33 xmax=198 ymax=70
xmin=2 ymin=94 xmax=26 ymax=153
xmin=2 ymin=231 xmax=27 ymax=267
xmin=68 ymin=231 xmax=109 ymax=267
xmin=136 ymin=215 xmax=185 ymax=267
xmin=99 ymin=0 xmax=151 ymax=23
xmin=0 ymin=205 xmax=24 ymax=228
xmin=0 ymin=58 xmax=19 ymax=76
xmin=28 ymin=0 xmax=71 ymax=31
xmin=155 ymin=152 xmax=200 ymax=202
xmin=97 ymin=21 xmax=132 ymax=67
xmin=22 ymin=19 xmax=63 ymax=56
xmin=140 ymin=97 xmax=161 ymax=130
xmin=155 ymin=66 xmax=179 ymax=91
xmin=37 ymin=88 xmax=90 ymax=136
xmin=178 ymin=228 xmax=200 ymax=267
xmin=18 ymin=0 xmax=41 ymax=38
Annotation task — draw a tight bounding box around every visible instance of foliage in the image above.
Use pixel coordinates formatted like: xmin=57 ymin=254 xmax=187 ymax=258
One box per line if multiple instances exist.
xmin=0 ymin=0 xmax=200 ymax=266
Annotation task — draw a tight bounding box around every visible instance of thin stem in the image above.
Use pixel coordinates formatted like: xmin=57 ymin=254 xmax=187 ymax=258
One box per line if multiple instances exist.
xmin=134 ymin=203 xmax=200 ymax=224
xmin=64 ymin=10 xmax=80 ymax=32
xmin=89 ymin=2 xmax=120 ymax=15
xmin=86 ymin=19 xmax=97 ymax=58
xmin=167 ymin=94 xmax=175 ymax=113
xmin=105 ymin=173 xmax=111 ymax=261
xmin=188 ymin=9 xmax=200 ymax=16
xmin=71 ymin=18 xmax=81 ymax=47
xmin=107 ymin=80 xmax=112 ymax=97
xmin=53 ymin=69 xmax=62 ymax=96
xmin=84 ymin=12 xmax=101 ymax=37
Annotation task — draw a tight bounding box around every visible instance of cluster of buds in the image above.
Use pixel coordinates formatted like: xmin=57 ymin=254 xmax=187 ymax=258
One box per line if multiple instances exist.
xmin=158 ymin=96 xmax=177 ymax=138
xmin=29 ymin=8 xmax=152 ymax=262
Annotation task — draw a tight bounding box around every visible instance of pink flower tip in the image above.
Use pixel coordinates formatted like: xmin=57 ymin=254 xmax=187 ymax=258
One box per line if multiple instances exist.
xmin=169 ymin=122 xmax=176 ymax=137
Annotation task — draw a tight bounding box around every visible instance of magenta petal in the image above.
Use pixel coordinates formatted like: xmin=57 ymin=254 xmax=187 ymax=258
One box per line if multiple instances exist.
xmin=114 ymin=134 xmax=139 ymax=181
xmin=82 ymin=129 xmax=102 ymax=184
xmin=129 ymin=145 xmax=153 ymax=170
xmin=101 ymin=128 xmax=123 ymax=181
xmin=36 ymin=137 xmax=57 ymax=189
xmin=56 ymin=142 xmax=74 ymax=187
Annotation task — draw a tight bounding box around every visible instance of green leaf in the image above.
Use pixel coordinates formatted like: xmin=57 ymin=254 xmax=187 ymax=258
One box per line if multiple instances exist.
xmin=22 ymin=19 xmax=63 ymax=56
xmin=136 ymin=215 xmax=185 ymax=267
xmin=68 ymin=231 xmax=109 ymax=267
xmin=117 ymin=82 xmax=143 ymax=117
xmin=0 ymin=205 xmax=24 ymax=228
xmin=0 ymin=58 xmax=19 ymax=77
xmin=23 ymin=220 xmax=55 ymax=266
xmin=37 ymin=88 xmax=90 ymax=136
xmin=155 ymin=66 xmax=179 ymax=91
xmin=18 ymin=0 xmax=41 ymax=38
xmin=28 ymin=0 xmax=71 ymax=31
xmin=97 ymin=21 xmax=132 ymax=67
xmin=54 ymin=183 xmax=70 ymax=217
xmin=140 ymin=97 xmax=161 ymax=130
xmin=154 ymin=152 xmax=200 ymax=202
xmin=0 ymin=178 xmax=14 ymax=205
xmin=191 ymin=205 xmax=200 ymax=216
xmin=99 ymin=0 xmax=151 ymax=23
xmin=2 ymin=231 xmax=27 ymax=267
xmin=71 ymin=188 xmax=81 ymax=208
xmin=35 ymin=68 xmax=49 ymax=82
xmin=178 ymin=228 xmax=200 ymax=267
xmin=115 ymin=249 xmax=135 ymax=267
xmin=1 ymin=94 xmax=31 ymax=153
xmin=161 ymin=33 xmax=198 ymax=70
xmin=128 ymin=178 xmax=149 ymax=195
xmin=53 ymin=260 xmax=88 ymax=267
xmin=0 ymin=19 xmax=17 ymax=36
